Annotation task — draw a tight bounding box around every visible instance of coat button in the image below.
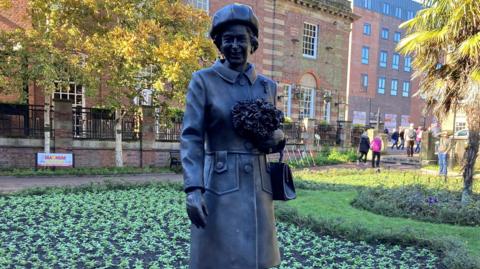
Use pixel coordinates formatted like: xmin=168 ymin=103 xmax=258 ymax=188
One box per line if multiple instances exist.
xmin=216 ymin=162 xmax=224 ymax=169
xmin=244 ymin=164 xmax=253 ymax=173
xmin=244 ymin=141 xmax=254 ymax=150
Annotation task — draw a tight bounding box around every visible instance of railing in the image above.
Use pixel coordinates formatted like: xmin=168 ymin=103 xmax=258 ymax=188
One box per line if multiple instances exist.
xmin=314 ymin=124 xmax=338 ymax=146
xmin=0 ymin=104 xmax=49 ymax=138
xmin=351 ymin=126 xmax=366 ymax=148
xmin=282 ymin=122 xmax=303 ymax=145
xmin=156 ymin=120 xmax=182 ymax=142
xmin=72 ymin=107 xmax=140 ymax=140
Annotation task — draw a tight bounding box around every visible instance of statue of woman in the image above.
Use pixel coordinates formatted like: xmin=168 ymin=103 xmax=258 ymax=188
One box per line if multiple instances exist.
xmin=180 ymin=3 xmax=284 ymax=269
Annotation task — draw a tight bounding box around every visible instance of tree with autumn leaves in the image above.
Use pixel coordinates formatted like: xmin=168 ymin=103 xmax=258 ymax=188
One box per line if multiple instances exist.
xmin=0 ymin=0 xmax=216 ymax=166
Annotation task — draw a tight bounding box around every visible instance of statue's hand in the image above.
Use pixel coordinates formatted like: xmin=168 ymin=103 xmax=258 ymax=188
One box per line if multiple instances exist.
xmin=257 ymin=129 xmax=286 ymax=153
xmin=186 ymin=189 xmax=208 ymax=228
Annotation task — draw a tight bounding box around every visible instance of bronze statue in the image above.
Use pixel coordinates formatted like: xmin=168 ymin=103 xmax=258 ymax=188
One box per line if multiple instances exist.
xmin=180 ymin=3 xmax=284 ymax=269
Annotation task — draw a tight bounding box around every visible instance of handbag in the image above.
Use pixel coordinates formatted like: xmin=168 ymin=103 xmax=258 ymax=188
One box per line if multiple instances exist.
xmin=268 ymin=151 xmax=296 ymax=201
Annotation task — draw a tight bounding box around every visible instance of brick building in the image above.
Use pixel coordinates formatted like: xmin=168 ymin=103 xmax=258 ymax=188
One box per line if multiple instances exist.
xmin=0 ymin=0 xmax=357 ymax=168
xmin=206 ymin=0 xmax=358 ymax=124
xmin=346 ymin=0 xmax=433 ymax=130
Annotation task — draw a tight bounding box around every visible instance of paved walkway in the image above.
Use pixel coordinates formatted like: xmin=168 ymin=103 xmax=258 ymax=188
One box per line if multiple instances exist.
xmin=0 ymin=173 xmax=182 ymax=194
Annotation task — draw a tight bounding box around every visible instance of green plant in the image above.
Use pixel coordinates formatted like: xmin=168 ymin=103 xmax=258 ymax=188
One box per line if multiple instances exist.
xmin=352 ymin=185 xmax=480 ymax=226
xmin=0 ymin=166 xmax=172 ymax=177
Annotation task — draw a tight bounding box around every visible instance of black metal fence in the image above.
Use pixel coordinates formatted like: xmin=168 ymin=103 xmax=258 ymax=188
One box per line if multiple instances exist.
xmin=314 ymin=124 xmax=338 ymax=146
xmin=72 ymin=107 xmax=140 ymax=140
xmin=156 ymin=120 xmax=182 ymax=142
xmin=282 ymin=122 xmax=303 ymax=145
xmin=0 ymin=104 xmax=48 ymax=138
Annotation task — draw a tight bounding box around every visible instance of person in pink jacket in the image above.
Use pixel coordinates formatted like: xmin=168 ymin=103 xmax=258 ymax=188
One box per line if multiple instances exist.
xmin=370 ymin=135 xmax=383 ymax=171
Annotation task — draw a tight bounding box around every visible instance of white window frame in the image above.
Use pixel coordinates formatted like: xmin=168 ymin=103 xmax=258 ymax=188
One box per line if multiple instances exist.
xmin=299 ymin=86 xmax=316 ymax=119
xmin=282 ymin=84 xmax=292 ymax=117
xmin=378 ymin=77 xmax=386 ymax=94
xmin=395 ymin=7 xmax=402 ymax=18
xmin=391 ymin=79 xmax=398 ymax=96
xmin=188 ymin=0 xmax=209 ymax=13
xmin=402 ymin=81 xmax=410 ymax=97
xmin=392 ymin=54 xmax=400 ymax=70
xmin=323 ymin=91 xmax=331 ymax=123
xmin=379 ymin=51 xmax=388 ymax=68
xmin=404 ymin=56 xmax=412 ymax=72
xmin=302 ymin=22 xmax=318 ymax=59
xmin=361 ymin=46 xmax=369 ymax=64
xmin=407 ymin=11 xmax=414 ymax=20
xmin=381 ymin=28 xmax=389 ymax=40
xmin=361 ymin=74 xmax=368 ymax=89
xmin=363 ymin=0 xmax=372 ymax=9
xmin=363 ymin=23 xmax=371 ymax=35
xmin=394 ymin=32 xmax=401 ymax=43
xmin=53 ymin=81 xmax=86 ymax=138
xmin=383 ymin=3 xmax=390 ymax=15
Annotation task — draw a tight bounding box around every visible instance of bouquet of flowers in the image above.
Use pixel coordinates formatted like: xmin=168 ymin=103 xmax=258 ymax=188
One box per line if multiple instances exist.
xmin=231 ymin=99 xmax=284 ymax=146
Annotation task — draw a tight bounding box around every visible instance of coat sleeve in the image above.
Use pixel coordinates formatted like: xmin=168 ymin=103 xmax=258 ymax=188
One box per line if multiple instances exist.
xmin=180 ymin=73 xmax=206 ymax=193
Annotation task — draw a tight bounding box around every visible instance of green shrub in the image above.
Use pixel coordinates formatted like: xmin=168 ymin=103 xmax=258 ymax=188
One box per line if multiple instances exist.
xmin=352 ymin=185 xmax=480 ymax=226
xmin=287 ymin=148 xmax=356 ymax=168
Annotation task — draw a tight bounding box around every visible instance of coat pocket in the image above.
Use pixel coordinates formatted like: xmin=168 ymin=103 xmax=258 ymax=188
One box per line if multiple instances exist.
xmin=261 ymin=156 xmax=273 ymax=194
xmin=205 ymin=151 xmax=239 ymax=195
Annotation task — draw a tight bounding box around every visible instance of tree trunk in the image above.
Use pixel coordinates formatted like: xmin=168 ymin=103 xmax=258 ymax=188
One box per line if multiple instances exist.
xmin=44 ymin=95 xmax=51 ymax=153
xmin=115 ymin=109 xmax=123 ymax=167
xmin=461 ymin=113 xmax=479 ymax=204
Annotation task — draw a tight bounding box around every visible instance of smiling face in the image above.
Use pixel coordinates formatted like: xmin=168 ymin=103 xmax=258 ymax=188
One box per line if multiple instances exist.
xmin=220 ymin=24 xmax=252 ymax=72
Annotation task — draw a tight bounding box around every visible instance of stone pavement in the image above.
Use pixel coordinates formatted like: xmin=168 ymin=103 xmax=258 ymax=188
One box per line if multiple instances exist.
xmin=0 ymin=173 xmax=182 ymax=194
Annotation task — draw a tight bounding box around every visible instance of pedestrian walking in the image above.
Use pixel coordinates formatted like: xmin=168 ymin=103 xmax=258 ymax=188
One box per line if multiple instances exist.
xmin=437 ymin=131 xmax=452 ymax=181
xmin=390 ymin=128 xmax=399 ymax=149
xmin=398 ymin=127 xmax=405 ymax=149
xmin=405 ymin=123 xmax=416 ymax=157
xmin=414 ymin=126 xmax=423 ymax=153
xmin=370 ymin=135 xmax=382 ymax=171
xmin=357 ymin=131 xmax=370 ymax=164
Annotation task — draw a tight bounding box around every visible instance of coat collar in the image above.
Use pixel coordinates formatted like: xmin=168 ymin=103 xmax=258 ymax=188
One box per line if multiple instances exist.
xmin=212 ymin=59 xmax=257 ymax=85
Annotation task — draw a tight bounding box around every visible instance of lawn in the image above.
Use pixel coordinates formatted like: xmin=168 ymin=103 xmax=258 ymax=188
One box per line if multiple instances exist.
xmin=0 ymin=183 xmax=441 ymax=269
xmin=283 ymin=169 xmax=480 ymax=268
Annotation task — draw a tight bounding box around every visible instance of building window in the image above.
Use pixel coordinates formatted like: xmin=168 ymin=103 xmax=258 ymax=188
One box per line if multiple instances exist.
xmin=363 ymin=0 xmax=372 ymax=9
xmin=282 ymin=84 xmax=292 ymax=117
xmin=188 ymin=0 xmax=209 ymax=13
xmin=392 ymin=53 xmax=400 ymax=70
xmin=379 ymin=51 xmax=388 ymax=68
xmin=394 ymin=32 xmax=401 ymax=43
xmin=378 ymin=77 xmax=386 ymax=94
xmin=395 ymin=7 xmax=402 ymax=18
xmin=404 ymin=56 xmax=412 ymax=72
xmin=299 ymin=86 xmax=316 ymax=119
xmin=391 ymin=79 xmax=398 ymax=96
xmin=361 ymin=74 xmax=369 ymax=89
xmin=402 ymin=81 xmax=410 ymax=97
xmin=381 ymin=28 xmax=389 ymax=40
xmin=361 ymin=46 xmax=369 ymax=64
xmin=363 ymin=23 xmax=371 ymax=35
xmin=54 ymin=82 xmax=84 ymax=107
xmin=407 ymin=11 xmax=414 ymax=20
xmin=303 ymin=23 xmax=318 ymax=58
xmin=382 ymin=3 xmax=390 ymax=15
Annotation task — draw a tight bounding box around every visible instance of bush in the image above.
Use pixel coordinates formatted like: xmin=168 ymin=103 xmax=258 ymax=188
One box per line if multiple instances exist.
xmin=352 ymin=185 xmax=480 ymax=226
xmin=287 ymin=148 xmax=357 ymax=168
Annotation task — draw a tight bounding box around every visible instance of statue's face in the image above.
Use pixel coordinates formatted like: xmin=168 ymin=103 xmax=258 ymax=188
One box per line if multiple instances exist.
xmin=220 ymin=24 xmax=251 ymax=71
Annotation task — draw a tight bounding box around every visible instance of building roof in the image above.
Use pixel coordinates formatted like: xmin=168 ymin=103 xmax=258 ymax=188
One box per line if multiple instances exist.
xmin=289 ymin=0 xmax=361 ymax=21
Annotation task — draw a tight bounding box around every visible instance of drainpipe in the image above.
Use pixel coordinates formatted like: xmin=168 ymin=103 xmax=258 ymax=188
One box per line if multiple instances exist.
xmin=270 ymin=0 xmax=277 ymax=81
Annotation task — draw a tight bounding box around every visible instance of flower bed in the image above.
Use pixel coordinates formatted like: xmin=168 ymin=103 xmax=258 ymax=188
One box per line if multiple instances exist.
xmin=0 ymin=184 xmax=440 ymax=268
xmin=352 ymin=185 xmax=480 ymax=226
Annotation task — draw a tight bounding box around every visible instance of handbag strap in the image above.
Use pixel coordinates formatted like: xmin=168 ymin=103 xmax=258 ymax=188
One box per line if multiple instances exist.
xmin=279 ymin=150 xmax=284 ymax=163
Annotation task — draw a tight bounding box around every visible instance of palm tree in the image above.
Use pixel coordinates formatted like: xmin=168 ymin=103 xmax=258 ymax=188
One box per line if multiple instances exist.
xmin=397 ymin=0 xmax=480 ymax=203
